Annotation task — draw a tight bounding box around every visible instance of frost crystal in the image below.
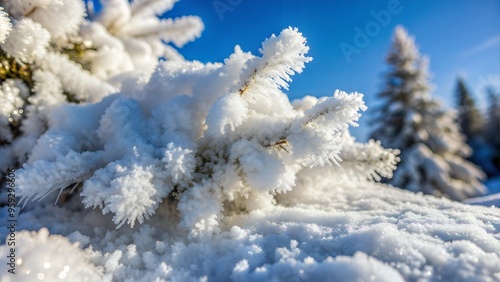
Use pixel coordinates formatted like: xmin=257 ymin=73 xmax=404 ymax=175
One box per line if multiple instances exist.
xmin=0 ymin=7 xmax=10 ymax=43
xmin=2 ymin=0 xmax=85 ymax=41
xmin=0 ymin=18 xmax=50 ymax=63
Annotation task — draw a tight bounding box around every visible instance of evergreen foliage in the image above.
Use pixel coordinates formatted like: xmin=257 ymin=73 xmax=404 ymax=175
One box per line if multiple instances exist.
xmin=370 ymin=26 xmax=486 ymax=200
xmin=455 ymin=77 xmax=484 ymax=141
xmin=485 ymin=87 xmax=500 ymax=172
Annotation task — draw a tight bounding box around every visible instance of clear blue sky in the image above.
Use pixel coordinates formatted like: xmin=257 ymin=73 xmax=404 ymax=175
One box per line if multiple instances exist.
xmin=167 ymin=0 xmax=500 ymax=140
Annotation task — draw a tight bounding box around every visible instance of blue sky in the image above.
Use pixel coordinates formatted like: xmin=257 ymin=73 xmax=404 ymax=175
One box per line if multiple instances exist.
xmin=168 ymin=0 xmax=500 ymax=140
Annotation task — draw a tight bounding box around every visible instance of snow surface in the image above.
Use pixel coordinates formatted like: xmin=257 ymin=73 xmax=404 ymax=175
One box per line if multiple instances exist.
xmin=465 ymin=193 xmax=500 ymax=208
xmin=464 ymin=177 xmax=500 ymax=208
xmin=2 ymin=181 xmax=499 ymax=281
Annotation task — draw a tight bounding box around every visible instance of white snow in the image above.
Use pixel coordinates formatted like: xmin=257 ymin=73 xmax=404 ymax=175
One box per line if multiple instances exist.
xmin=2 ymin=180 xmax=499 ymax=281
xmin=3 ymin=0 xmax=85 ymax=40
xmin=0 ymin=7 xmax=10 ymax=43
xmin=465 ymin=193 xmax=500 ymax=208
xmin=464 ymin=177 xmax=500 ymax=207
xmin=0 ymin=18 xmax=50 ymax=63
xmin=0 ymin=228 xmax=101 ymax=281
xmin=94 ymin=0 xmax=203 ymax=74
xmin=4 ymin=0 xmax=85 ymax=41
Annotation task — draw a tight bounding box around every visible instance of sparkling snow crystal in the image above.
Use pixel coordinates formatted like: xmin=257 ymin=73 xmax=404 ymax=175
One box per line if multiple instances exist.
xmin=0 ymin=228 xmax=101 ymax=281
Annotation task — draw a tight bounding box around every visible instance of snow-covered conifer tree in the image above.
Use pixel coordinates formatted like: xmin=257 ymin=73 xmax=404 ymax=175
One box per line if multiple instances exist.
xmin=454 ymin=77 xmax=484 ymax=142
xmin=0 ymin=0 xmax=203 ymax=179
xmin=370 ymin=26 xmax=486 ymax=200
xmin=16 ymin=26 xmax=399 ymax=237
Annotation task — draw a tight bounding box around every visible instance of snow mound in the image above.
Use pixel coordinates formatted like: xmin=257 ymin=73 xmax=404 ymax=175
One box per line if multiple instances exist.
xmin=465 ymin=193 xmax=500 ymax=208
xmin=0 ymin=228 xmax=101 ymax=281
xmin=465 ymin=177 xmax=500 ymax=207
xmin=2 ymin=182 xmax=499 ymax=281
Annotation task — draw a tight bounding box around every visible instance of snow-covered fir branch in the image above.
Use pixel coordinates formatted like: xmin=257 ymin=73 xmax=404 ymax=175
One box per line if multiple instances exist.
xmin=0 ymin=0 xmax=202 ymax=178
xmin=17 ymin=27 xmax=399 ymax=237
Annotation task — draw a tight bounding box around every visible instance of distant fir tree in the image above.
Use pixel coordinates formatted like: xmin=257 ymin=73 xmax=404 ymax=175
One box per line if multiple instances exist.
xmin=454 ymin=77 xmax=484 ymax=142
xmin=485 ymin=87 xmax=500 ymax=171
xmin=370 ymin=26 xmax=486 ymax=200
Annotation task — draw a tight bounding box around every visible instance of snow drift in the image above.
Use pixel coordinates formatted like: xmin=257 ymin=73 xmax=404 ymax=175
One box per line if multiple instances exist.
xmin=1 ymin=180 xmax=499 ymax=281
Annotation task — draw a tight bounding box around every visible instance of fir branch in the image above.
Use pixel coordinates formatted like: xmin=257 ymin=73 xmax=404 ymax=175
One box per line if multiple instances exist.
xmin=0 ymin=49 xmax=34 ymax=88
xmin=238 ymin=68 xmax=257 ymax=96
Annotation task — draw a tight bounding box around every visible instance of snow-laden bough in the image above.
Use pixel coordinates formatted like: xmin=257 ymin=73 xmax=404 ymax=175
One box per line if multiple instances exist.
xmin=17 ymin=27 xmax=400 ymax=237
